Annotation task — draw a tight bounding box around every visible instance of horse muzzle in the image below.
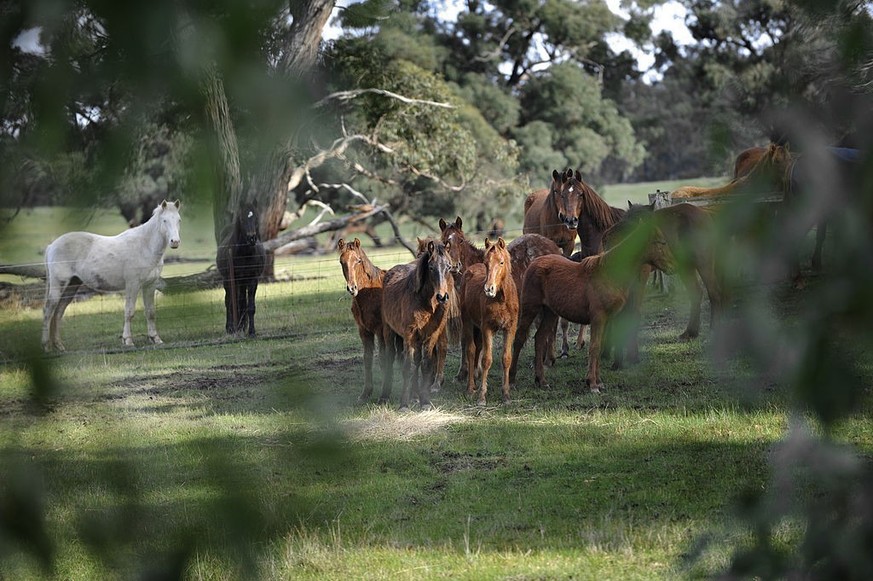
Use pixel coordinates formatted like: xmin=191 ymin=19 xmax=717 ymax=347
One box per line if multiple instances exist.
xmin=436 ymin=292 xmax=450 ymax=304
xmin=170 ymin=240 xmax=180 ymax=249
xmin=484 ymin=284 xmax=497 ymax=298
xmin=562 ymin=216 xmax=579 ymax=230
xmin=347 ymin=285 xmax=358 ymax=297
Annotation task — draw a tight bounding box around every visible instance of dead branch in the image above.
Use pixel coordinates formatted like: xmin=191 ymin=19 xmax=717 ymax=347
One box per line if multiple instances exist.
xmin=0 ymin=264 xmax=47 ymax=280
xmin=315 ymin=88 xmax=455 ymax=110
xmin=262 ymin=204 xmax=389 ymax=252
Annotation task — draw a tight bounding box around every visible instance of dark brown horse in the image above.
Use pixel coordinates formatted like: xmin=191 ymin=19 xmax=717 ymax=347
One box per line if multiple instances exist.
xmin=460 ymin=237 xmax=519 ymax=405
xmin=523 ymin=168 xmax=582 ymax=257
xmin=381 ymin=240 xmax=459 ymax=410
xmin=510 ymin=221 xmax=677 ymax=393
xmin=217 ymin=202 xmax=266 ymax=337
xmin=337 ymin=238 xmax=389 ymax=404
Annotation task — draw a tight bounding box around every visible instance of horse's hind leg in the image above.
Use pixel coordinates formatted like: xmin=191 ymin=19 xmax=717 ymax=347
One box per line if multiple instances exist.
xmin=43 ymin=277 xmax=78 ymax=352
xmin=678 ymin=269 xmax=702 ymax=341
xmin=377 ymin=330 xmax=397 ymax=405
xmin=143 ymin=284 xmax=163 ymax=345
xmin=559 ymin=318 xmax=571 ymax=358
xmin=357 ymin=329 xmax=376 ymax=404
xmin=222 ymin=281 xmax=235 ymax=334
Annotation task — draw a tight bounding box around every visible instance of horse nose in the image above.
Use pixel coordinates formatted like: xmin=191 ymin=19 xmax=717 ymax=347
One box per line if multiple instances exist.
xmin=436 ymin=292 xmax=449 ymax=304
xmin=484 ymin=284 xmax=496 ymax=298
xmin=347 ymin=285 xmax=358 ymax=297
xmin=170 ymin=239 xmax=180 ymax=249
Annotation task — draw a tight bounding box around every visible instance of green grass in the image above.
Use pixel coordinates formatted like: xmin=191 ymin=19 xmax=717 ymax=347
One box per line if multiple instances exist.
xmin=2 ymin=191 xmax=870 ymax=579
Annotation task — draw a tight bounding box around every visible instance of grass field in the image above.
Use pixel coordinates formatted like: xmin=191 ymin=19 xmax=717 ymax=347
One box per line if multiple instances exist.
xmin=2 ymin=178 xmax=871 ymax=579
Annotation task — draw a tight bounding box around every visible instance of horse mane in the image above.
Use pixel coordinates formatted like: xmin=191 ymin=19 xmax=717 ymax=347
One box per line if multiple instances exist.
xmin=577 ymin=180 xmax=624 ymax=230
xmin=361 ymin=252 xmax=385 ymax=283
xmin=577 ymin=253 xmax=604 ymax=276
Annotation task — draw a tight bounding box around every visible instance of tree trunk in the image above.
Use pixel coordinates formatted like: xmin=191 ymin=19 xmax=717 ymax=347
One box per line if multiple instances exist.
xmin=203 ymin=0 xmax=337 ymax=277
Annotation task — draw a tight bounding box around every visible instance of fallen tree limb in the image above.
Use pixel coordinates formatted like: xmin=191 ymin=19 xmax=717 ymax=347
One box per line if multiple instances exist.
xmin=0 ymin=264 xmax=47 ymax=280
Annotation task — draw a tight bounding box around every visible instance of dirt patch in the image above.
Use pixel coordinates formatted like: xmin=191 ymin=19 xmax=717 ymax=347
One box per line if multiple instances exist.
xmin=434 ymin=450 xmax=508 ymax=474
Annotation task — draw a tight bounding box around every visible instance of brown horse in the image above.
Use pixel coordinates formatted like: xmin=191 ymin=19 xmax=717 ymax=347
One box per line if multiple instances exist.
xmin=381 ymin=239 xmax=459 ymax=410
xmin=523 ymin=168 xmax=582 ymax=257
xmin=337 ymin=238 xmax=389 ymax=404
xmin=510 ymin=221 xmax=677 ymax=393
xmin=615 ymin=202 xmax=725 ymax=341
xmin=439 ymin=217 xmax=562 ymax=380
xmin=460 ymin=238 xmax=519 ymax=405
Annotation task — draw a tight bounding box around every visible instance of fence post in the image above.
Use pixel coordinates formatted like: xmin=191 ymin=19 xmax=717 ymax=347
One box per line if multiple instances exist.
xmin=647 ymin=189 xmax=672 ymax=294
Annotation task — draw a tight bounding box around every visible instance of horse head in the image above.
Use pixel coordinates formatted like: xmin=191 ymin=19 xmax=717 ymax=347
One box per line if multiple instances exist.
xmin=238 ymin=203 xmax=261 ymax=246
xmin=420 ymin=240 xmax=453 ymax=305
xmin=483 ymin=237 xmax=510 ymax=298
xmin=438 ymin=216 xmax=465 ymax=272
xmin=337 ymin=237 xmax=364 ymax=297
xmin=159 ymin=199 xmax=182 ymax=249
xmin=550 ymin=168 xmax=581 ymax=230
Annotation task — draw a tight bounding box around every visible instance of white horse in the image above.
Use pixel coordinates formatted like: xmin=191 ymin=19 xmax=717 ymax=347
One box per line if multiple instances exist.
xmin=41 ymin=200 xmax=182 ymax=352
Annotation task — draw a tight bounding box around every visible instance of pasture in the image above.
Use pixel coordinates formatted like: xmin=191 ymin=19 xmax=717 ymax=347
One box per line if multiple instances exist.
xmin=2 ymin=177 xmax=872 ymax=579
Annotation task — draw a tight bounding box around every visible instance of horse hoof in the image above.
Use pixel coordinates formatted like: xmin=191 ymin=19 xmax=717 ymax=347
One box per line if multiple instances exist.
xmin=590 ymin=384 xmax=603 ymax=394
xmin=398 ymin=405 xmax=410 ymax=412
xmin=476 ymin=399 xmax=487 ymax=407
xmin=149 ymin=336 xmax=163 ymax=345
xmin=420 ymin=402 xmax=434 ymax=411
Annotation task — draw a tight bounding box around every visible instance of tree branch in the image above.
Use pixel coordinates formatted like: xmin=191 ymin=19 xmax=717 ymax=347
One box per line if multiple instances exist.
xmin=315 ymin=88 xmax=456 ymax=109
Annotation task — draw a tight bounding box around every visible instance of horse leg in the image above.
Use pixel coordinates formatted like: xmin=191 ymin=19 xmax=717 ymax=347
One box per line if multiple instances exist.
xmin=142 ymin=284 xmax=163 ymax=345
xmin=235 ymin=282 xmax=248 ymax=334
xmin=398 ymin=340 xmax=415 ymax=411
xmin=534 ymin=311 xmax=558 ymax=389
xmin=122 ymin=285 xmax=141 ymax=346
xmin=477 ymin=327 xmax=494 ymax=406
xmin=559 ymin=318 xmax=571 ymax=358
xmin=246 ymin=281 xmax=258 ymax=337
xmin=500 ymin=325 xmax=516 ymax=404
xmin=586 ymin=316 xmax=607 ymax=393
xmin=509 ymin=305 xmax=538 ymax=388
xmin=463 ymin=319 xmax=478 ymax=398
xmin=42 ymin=276 xmax=65 ymax=352
xmin=45 ymin=278 xmax=80 ymax=352
xmin=678 ymin=268 xmax=702 ymax=341
xmin=223 ymin=280 xmax=235 ymax=334
xmin=413 ymin=343 xmax=432 ymax=410
xmin=697 ymin=263 xmax=723 ymax=332
xmin=811 ymin=219 xmax=827 ymax=272
xmin=430 ymin=331 xmax=447 ymax=392
xmin=356 ymin=329 xmax=376 ymax=404
xmin=575 ymin=324 xmax=586 ymax=350
xmin=377 ymin=330 xmax=396 ymax=405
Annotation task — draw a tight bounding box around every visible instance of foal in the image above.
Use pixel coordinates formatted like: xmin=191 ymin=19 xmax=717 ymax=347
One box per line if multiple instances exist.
xmin=381 ymin=240 xmax=458 ymax=410
xmin=510 ymin=221 xmax=676 ymax=393
xmin=337 ymin=238 xmax=388 ymax=404
xmin=461 ymin=238 xmax=519 ymax=405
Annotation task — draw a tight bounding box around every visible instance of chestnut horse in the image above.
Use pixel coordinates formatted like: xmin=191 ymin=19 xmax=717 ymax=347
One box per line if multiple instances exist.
xmin=381 ymin=240 xmax=459 ymax=410
xmin=510 ymin=220 xmax=677 ymax=393
xmin=523 ymin=168 xmax=582 ymax=257
xmin=337 ymin=238 xmax=390 ymax=404
xmin=460 ymin=238 xmax=519 ymax=405
xmin=439 ymin=217 xmax=562 ymax=380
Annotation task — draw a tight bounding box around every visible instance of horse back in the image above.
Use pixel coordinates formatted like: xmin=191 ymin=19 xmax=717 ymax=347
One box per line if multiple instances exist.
xmin=522 ymin=189 xmax=549 ymax=233
xmin=507 ymin=234 xmax=562 ymax=289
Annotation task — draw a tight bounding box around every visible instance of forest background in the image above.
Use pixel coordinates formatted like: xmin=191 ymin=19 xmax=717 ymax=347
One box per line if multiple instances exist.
xmin=3 ymin=0 xmax=871 ymax=254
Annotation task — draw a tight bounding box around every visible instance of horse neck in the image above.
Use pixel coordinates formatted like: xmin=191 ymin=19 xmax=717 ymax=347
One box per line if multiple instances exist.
xmin=461 ymin=238 xmax=485 ymax=267
xmin=136 ymin=211 xmax=171 ymax=256
xmin=580 ymin=185 xmax=624 ymax=231
xmin=358 ymin=254 xmax=385 ymax=288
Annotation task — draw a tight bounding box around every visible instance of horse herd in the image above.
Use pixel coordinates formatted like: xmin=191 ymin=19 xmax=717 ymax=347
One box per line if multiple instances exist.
xmin=339 ymin=168 xmax=697 ymax=410
xmin=39 ymin=142 xmax=854 ymax=412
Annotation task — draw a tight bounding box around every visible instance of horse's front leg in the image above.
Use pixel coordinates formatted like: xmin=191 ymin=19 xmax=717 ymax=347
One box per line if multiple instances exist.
xmin=357 ymin=328 xmax=376 ymax=404
xmin=477 ymin=327 xmax=494 ymax=406
xmin=533 ymin=311 xmax=558 ymax=389
xmin=377 ymin=330 xmax=397 ymax=405
xmin=235 ymin=283 xmax=248 ymax=334
xmin=500 ymin=325 xmax=516 ymax=404
xmin=414 ymin=343 xmax=432 ymax=410
xmin=142 ymin=283 xmax=163 ymax=345
xmin=122 ymin=285 xmax=141 ymax=347
xmin=245 ymin=281 xmax=258 ymax=337
xmin=398 ymin=340 xmax=416 ymax=411
xmin=223 ymin=281 xmax=235 ymax=334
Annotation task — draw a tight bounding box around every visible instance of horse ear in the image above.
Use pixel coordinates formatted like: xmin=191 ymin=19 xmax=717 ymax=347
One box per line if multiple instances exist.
xmin=454 ymin=216 xmax=462 ymax=229
xmin=439 ymin=218 xmax=448 ymax=231
xmin=575 ymin=170 xmax=582 ymax=182
xmin=552 ymin=169 xmax=560 ymax=181
xmin=427 ymin=240 xmax=436 ymax=254
xmin=174 ymin=199 xmax=181 ymax=208
xmin=497 ymin=237 xmax=506 ymax=249
xmin=484 ymin=238 xmax=492 ymax=249
xmin=353 ymin=238 xmax=361 ymax=248
xmin=161 ymin=200 xmax=168 ymax=209
xmin=628 ymin=200 xmax=633 ymax=209
xmin=337 ymin=239 xmax=345 ymax=252
xmin=564 ymin=168 xmax=573 ymax=181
